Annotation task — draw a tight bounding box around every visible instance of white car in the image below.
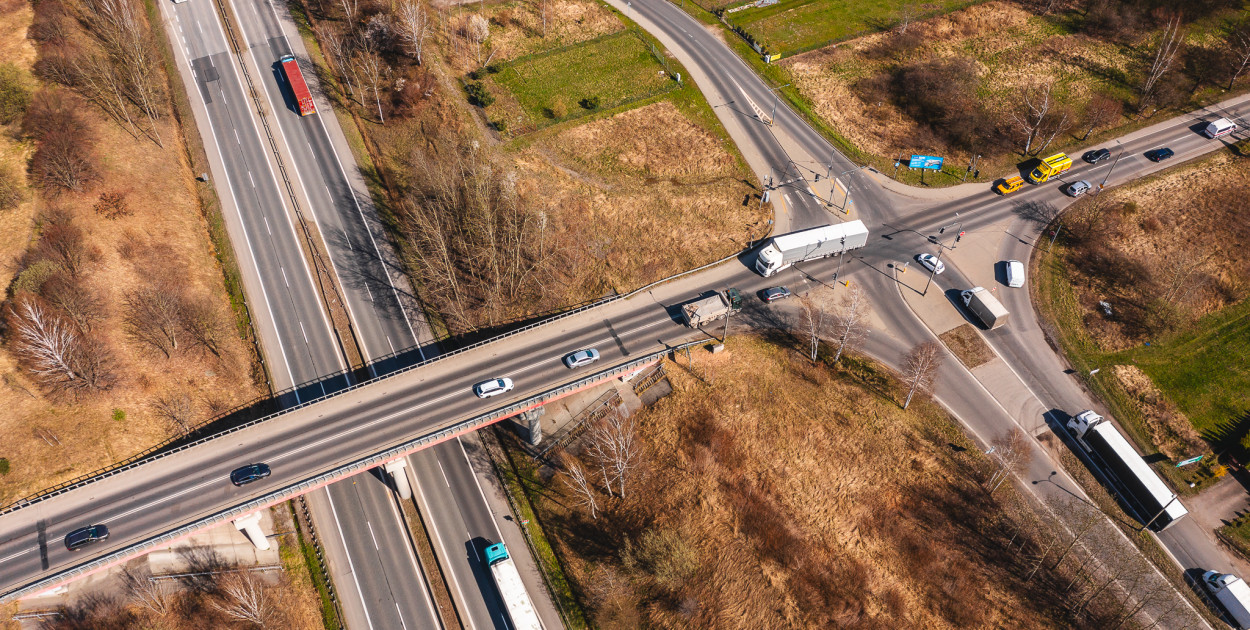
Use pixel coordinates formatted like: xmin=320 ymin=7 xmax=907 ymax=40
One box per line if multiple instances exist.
xmin=1065 ymin=180 xmax=1091 ymax=197
xmin=1006 ymin=260 xmax=1025 ymax=288
xmin=473 ymin=378 xmax=514 ymax=398
xmin=563 ymin=348 xmax=600 ymax=369
xmin=916 ymin=253 xmax=945 ymax=275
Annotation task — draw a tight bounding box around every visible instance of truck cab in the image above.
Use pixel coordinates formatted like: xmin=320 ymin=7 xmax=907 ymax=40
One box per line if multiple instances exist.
xmin=1066 ymin=410 xmax=1102 ymax=440
xmin=1028 ymin=153 xmax=1072 ymax=184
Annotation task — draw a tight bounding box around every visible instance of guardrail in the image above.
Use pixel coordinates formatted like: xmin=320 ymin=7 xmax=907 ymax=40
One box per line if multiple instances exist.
xmin=0 ymin=342 xmax=699 ymax=602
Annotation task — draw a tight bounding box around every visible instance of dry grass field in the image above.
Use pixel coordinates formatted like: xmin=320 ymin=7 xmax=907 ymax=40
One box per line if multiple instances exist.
xmin=0 ymin=0 xmax=264 ymax=505
xmin=442 ymin=0 xmax=622 ymax=74
xmin=526 ymin=336 xmax=1108 ymax=628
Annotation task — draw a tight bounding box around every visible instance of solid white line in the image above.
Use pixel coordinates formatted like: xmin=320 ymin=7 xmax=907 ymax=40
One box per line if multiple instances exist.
xmin=411 ymin=467 xmax=475 ymax=630
xmin=394 ymin=603 xmax=408 ymax=630
xmin=366 ymin=521 xmax=379 ymax=550
xmin=325 ymin=489 xmax=375 ymax=630
xmin=0 ymin=547 xmax=34 ymax=564
xmin=105 ymin=478 xmax=220 ymax=524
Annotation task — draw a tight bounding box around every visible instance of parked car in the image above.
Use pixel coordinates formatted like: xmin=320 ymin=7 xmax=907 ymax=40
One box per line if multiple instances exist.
xmin=995 ymin=175 xmax=1025 ymax=195
xmin=1064 ymin=180 xmax=1092 ymax=197
xmin=1005 ymin=260 xmax=1025 ymax=288
xmin=474 ymin=378 xmax=514 ymax=398
xmin=1082 ymin=148 xmax=1111 ymax=164
xmin=762 ymin=286 xmax=791 ymax=302
xmin=64 ymin=525 xmax=109 ymax=551
xmin=230 ymin=463 xmax=271 ymax=486
xmin=563 ymin=349 xmax=600 ymax=369
xmin=1146 ymin=147 xmax=1175 ymax=162
xmin=916 ymin=253 xmax=945 ymax=275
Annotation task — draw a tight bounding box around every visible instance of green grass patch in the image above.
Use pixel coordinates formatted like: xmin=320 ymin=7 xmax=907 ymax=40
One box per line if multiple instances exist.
xmin=1109 ymin=300 xmax=1250 ymax=443
xmin=728 ymin=0 xmax=980 ymax=57
xmin=1220 ymin=514 xmax=1250 ymax=561
xmin=487 ymin=31 xmax=677 ymax=134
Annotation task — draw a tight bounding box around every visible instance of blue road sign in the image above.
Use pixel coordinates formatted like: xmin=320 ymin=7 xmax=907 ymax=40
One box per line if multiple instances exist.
xmin=909 ymin=155 xmax=944 ymax=170
xmin=1175 ymin=455 xmax=1204 ymax=467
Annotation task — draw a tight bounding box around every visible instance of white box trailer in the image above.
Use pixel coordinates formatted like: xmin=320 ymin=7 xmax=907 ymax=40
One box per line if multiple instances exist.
xmin=484 ymin=543 xmax=543 ymax=630
xmin=754 ymin=221 xmax=869 ymax=277
xmin=1203 ymin=571 xmax=1250 ymax=629
xmin=1205 ymin=117 xmax=1237 ymax=139
xmin=1067 ymin=411 xmax=1188 ymax=530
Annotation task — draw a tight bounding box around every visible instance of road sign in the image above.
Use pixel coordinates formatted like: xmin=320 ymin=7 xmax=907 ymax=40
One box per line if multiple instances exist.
xmin=909 ymin=155 xmax=944 ymax=170
xmin=1176 ymin=455 xmax=1204 ymax=468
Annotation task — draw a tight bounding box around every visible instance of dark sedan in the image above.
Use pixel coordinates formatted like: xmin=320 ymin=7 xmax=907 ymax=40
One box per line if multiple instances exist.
xmin=64 ymin=524 xmax=109 ymax=551
xmin=1082 ymin=148 xmax=1111 ymax=164
xmin=230 ymin=463 xmax=272 ymax=486
xmin=1146 ymin=147 xmax=1174 ymax=162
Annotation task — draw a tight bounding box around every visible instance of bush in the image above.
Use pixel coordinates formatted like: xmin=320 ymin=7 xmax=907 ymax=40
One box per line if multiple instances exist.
xmin=112 ymin=408 xmax=125 ymax=422
xmin=93 ymin=190 xmax=130 ymax=218
xmin=0 ymin=64 xmax=31 ymax=125
xmin=491 ymin=119 xmax=507 ymax=133
xmin=549 ymin=100 xmax=568 ymax=118
xmin=0 ymin=166 xmax=23 ymax=211
xmin=0 ymin=457 xmax=8 ymax=475
xmin=579 ymin=96 xmax=601 ymax=110
xmin=464 ymin=81 xmax=493 ymax=108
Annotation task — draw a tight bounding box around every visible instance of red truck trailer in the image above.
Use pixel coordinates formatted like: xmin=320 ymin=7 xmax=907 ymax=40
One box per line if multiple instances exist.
xmin=280 ymin=54 xmax=316 ymax=116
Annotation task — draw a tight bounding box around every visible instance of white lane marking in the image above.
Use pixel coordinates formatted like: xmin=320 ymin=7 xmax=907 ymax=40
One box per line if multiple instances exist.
xmin=325 ymin=489 xmax=375 ymax=630
xmin=309 ymin=142 xmax=316 ymax=158
xmin=0 ymin=547 xmax=35 ymax=564
xmin=299 ymin=321 xmax=310 ymax=344
xmin=196 ymin=21 xmax=202 ymax=33
xmin=456 ymin=438 xmax=505 ymax=540
xmin=395 ymin=603 xmax=409 ymax=630
xmin=437 ymin=460 xmax=450 ymax=487
xmin=366 ymin=521 xmax=379 ymax=550
xmin=105 ymin=477 xmax=220 ymax=524
xmin=263 ymin=215 xmax=272 ymax=235
xmin=234 ymin=129 xmax=241 ymax=144
xmin=280 ymin=266 xmax=289 ymax=287
xmin=248 ymin=172 xmax=255 ymax=187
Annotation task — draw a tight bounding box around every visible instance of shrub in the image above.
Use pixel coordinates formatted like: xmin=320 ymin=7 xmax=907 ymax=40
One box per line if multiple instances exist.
xmin=93 ymin=190 xmax=130 ymax=219
xmin=112 ymin=408 xmax=125 ymax=422
xmin=0 ymin=64 xmax=31 ymax=125
xmin=549 ymin=100 xmax=568 ymax=118
xmin=579 ymin=96 xmax=601 ymax=110
xmin=0 ymin=457 xmax=8 ymax=475
xmin=464 ymin=81 xmax=493 ymax=108
xmin=491 ymin=119 xmax=507 ymax=133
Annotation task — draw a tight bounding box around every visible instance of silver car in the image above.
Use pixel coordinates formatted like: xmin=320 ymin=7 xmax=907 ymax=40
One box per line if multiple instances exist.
xmin=1005 ymin=260 xmax=1025 ymax=288
xmin=1065 ymin=180 xmax=1091 ymax=197
xmin=473 ymin=378 xmax=514 ymax=398
xmin=563 ymin=348 xmax=600 ymax=369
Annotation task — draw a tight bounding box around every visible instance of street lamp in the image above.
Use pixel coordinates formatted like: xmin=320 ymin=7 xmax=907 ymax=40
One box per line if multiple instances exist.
xmin=766 ymin=84 xmax=790 ymax=126
xmin=1098 ymin=139 xmax=1124 ymax=193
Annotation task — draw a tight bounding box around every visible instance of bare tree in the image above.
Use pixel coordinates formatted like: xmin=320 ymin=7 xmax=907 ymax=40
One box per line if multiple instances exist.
xmin=796 ymin=291 xmax=832 ymax=362
xmin=211 ymin=571 xmax=273 ymax=626
xmin=42 ymin=273 xmax=106 ymax=333
xmin=31 ymin=125 xmax=97 ymax=193
xmin=534 ymin=0 xmax=552 ymax=38
xmin=125 ymin=281 xmax=185 ymax=358
xmin=316 ymin=25 xmax=354 ymax=97
xmin=465 ymin=13 xmax=490 ymax=66
xmin=829 ymin=284 xmax=870 ymax=363
xmin=1158 ymin=247 xmax=1212 ymax=305
xmin=984 ymin=428 xmax=1032 ymax=493
xmin=901 ymin=341 xmax=942 ymax=409
xmin=178 ymin=293 xmax=227 ymax=357
xmin=1227 ymin=22 xmax=1250 ymax=90
xmin=10 ymin=298 xmax=80 ymax=386
xmin=1048 ymin=496 xmax=1104 ymax=571
xmin=1010 ymin=80 xmax=1057 ymax=155
xmin=1082 ymin=92 xmax=1123 ymax=140
xmin=395 ymin=0 xmax=430 ymax=65
xmin=896 ymin=0 xmax=919 ymax=34
xmin=1035 ymin=105 xmax=1074 ymax=154
xmin=152 ymin=392 xmax=197 ymax=436
xmin=339 ymin=0 xmax=361 ymax=29
xmin=354 ymin=45 xmax=388 ymax=124
xmin=559 ymin=454 xmax=600 ymax=519
xmin=586 ymin=407 xmax=640 ymax=499
xmin=36 ymin=218 xmax=89 ymax=278
xmin=121 ymin=566 xmax=172 ymax=618
xmin=1139 ymin=16 xmax=1184 ymax=108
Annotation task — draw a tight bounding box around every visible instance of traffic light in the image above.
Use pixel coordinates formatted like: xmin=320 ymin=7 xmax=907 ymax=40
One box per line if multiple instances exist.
xmin=956 ymin=231 xmax=965 ymax=243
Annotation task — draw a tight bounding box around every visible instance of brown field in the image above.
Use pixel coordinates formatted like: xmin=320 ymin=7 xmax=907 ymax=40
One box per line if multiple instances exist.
xmin=442 ymin=0 xmax=622 ymax=74
xmin=523 ymin=336 xmax=1116 ymax=628
xmin=0 ymin=0 xmax=264 ymax=505
xmin=938 ymin=323 xmax=993 ymax=368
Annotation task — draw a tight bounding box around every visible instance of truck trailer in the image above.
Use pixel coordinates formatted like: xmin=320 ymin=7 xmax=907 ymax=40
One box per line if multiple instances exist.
xmin=680 ymin=288 xmax=742 ymax=327
xmin=1067 ymin=410 xmax=1188 ymax=531
xmin=754 ymin=221 xmax=869 ymax=277
xmin=960 ymin=287 xmax=1009 ymax=330
xmin=484 ymin=543 xmax=543 ymax=630
xmin=279 ymin=55 xmax=316 ymax=116
xmin=1203 ymin=571 xmax=1250 ymax=629
xmin=1027 ymin=153 xmax=1072 ymax=183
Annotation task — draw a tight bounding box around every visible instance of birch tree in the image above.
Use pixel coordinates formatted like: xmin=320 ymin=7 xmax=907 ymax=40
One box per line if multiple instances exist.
xmin=1010 ymin=80 xmax=1056 ymax=155
xmin=984 ymin=428 xmax=1031 ymax=494
xmin=829 ymin=284 xmax=869 ymax=363
xmin=396 ymin=0 xmax=431 ymax=64
xmin=211 ymin=571 xmax=273 ymax=626
xmin=586 ymin=407 xmax=640 ymax=499
xmin=901 ymin=341 xmax=942 ymax=409
xmin=796 ymin=291 xmax=832 ymax=362
xmin=354 ymin=45 xmax=388 ymax=124
xmin=560 ymin=455 xmax=600 ymax=519
xmin=11 ymin=299 xmax=81 ymax=386
xmin=1227 ymin=22 xmax=1250 ymax=90
xmin=121 ymin=566 xmax=172 ymax=618
xmin=1139 ymin=16 xmax=1183 ymax=108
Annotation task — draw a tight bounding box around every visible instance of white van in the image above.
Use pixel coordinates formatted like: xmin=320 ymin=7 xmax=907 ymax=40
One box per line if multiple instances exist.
xmin=1205 ymin=117 xmax=1237 ymax=139
xmin=1006 ymin=260 xmax=1025 ymax=288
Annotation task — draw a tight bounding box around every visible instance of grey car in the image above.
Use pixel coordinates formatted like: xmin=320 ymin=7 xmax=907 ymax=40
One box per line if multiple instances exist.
xmin=1064 ymin=180 xmax=1091 ymax=197
xmin=563 ymin=348 xmax=600 ymax=369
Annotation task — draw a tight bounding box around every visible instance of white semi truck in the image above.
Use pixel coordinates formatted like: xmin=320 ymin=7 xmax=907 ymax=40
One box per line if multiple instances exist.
xmin=485 ymin=542 xmax=543 ymax=630
xmin=1203 ymin=571 xmax=1250 ymax=629
xmin=961 ymin=287 xmax=1010 ymax=330
xmin=1067 ymin=410 xmax=1188 ymax=531
xmin=754 ymin=221 xmax=869 ymax=277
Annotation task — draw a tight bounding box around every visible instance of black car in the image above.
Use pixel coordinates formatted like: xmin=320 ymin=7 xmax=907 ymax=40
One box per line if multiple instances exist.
xmin=230 ymin=463 xmax=272 ymax=486
xmin=64 ymin=524 xmax=109 ymax=551
xmin=1146 ymin=147 xmax=1174 ymax=162
xmin=1082 ymin=148 xmax=1111 ymax=164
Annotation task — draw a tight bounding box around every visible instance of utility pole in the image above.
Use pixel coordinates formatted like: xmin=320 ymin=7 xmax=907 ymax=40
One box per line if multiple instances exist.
xmin=722 ymin=290 xmax=732 ymax=342
xmin=922 ymin=246 xmax=945 ymax=296
xmin=767 ymin=84 xmax=790 ymax=126
xmin=1048 ymin=223 xmax=1063 ymax=253
xmin=834 ymin=236 xmax=846 ymax=284
xmin=1140 ymin=495 xmax=1179 ymax=531
xmin=1098 ymin=140 xmax=1124 ymax=193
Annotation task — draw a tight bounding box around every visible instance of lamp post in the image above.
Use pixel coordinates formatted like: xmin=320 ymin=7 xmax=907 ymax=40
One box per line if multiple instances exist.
xmin=766 ymin=84 xmax=790 ymax=126
xmin=1098 ymin=140 xmax=1124 ymax=193
xmin=1140 ymin=494 xmax=1179 ymax=532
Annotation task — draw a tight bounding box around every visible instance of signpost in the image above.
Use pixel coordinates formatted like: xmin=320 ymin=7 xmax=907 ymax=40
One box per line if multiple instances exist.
xmin=909 ymin=155 xmax=943 ymax=185
xmin=1176 ymin=455 xmax=1204 ymax=468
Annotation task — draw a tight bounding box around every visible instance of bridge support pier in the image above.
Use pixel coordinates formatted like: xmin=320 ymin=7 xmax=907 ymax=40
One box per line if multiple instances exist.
xmin=233 ymin=512 xmax=270 ymax=550
xmin=512 ymin=407 xmax=545 ymax=446
xmin=385 ymin=459 xmax=412 ymax=500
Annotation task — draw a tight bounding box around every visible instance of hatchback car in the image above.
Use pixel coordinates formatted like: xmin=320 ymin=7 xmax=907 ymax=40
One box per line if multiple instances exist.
xmin=1005 ymin=260 xmax=1025 ymax=288
xmin=1064 ymin=180 xmax=1091 ymax=197
xmin=762 ymin=286 xmax=791 ymax=302
xmin=916 ymin=253 xmax=945 ymax=275
xmin=563 ymin=349 xmax=600 ymax=369
xmin=1146 ymin=147 xmax=1174 ymax=162
xmin=64 ymin=524 xmax=109 ymax=551
xmin=474 ymin=377 xmax=514 ymax=398
xmin=1082 ymin=148 xmax=1111 ymax=164
xmin=230 ymin=463 xmax=272 ymax=486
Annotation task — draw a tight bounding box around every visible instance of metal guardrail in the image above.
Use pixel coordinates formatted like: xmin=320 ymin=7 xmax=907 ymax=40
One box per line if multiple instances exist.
xmin=0 ymin=343 xmax=697 ymax=602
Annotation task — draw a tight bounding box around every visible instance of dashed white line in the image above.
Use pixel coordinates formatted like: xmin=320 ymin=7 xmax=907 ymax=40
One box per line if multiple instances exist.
xmin=263 ymin=215 xmax=272 ymax=235
xmin=0 ymin=547 xmax=34 ymax=564
xmin=280 ymin=266 xmax=289 ymax=287
xmin=366 ymin=521 xmax=379 ymax=550
xmin=437 ymin=460 xmax=450 ymax=487
xmin=248 ymin=172 xmax=255 ymax=187
xmin=299 ymin=321 xmax=310 ymax=344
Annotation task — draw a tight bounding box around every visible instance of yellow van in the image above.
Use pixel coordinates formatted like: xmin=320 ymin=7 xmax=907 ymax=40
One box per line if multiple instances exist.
xmin=995 ymin=175 xmax=1025 ymax=195
xmin=1028 ymin=153 xmax=1072 ymax=183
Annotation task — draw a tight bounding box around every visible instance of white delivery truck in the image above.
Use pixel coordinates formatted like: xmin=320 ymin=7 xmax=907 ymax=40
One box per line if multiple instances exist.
xmin=960 ymin=287 xmax=1010 ymax=330
xmin=485 ymin=543 xmax=543 ymax=630
xmin=1205 ymin=117 xmax=1237 ymax=139
xmin=754 ymin=221 xmax=869 ymax=277
xmin=1203 ymin=571 xmax=1250 ymax=629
